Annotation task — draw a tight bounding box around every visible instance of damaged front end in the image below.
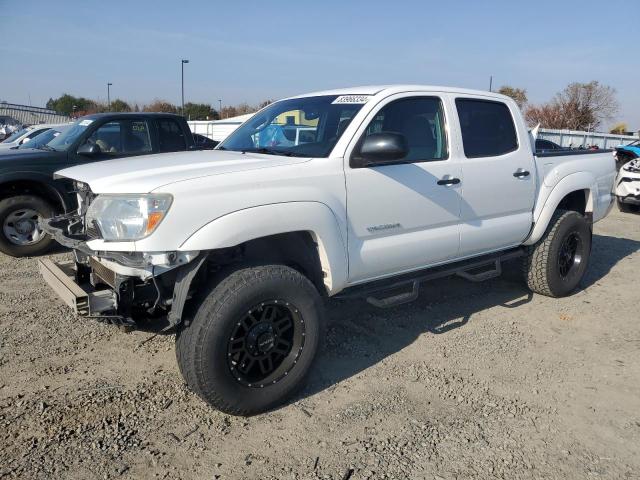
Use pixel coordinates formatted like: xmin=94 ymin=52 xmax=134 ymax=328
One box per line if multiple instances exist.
xmin=615 ymin=159 xmax=640 ymax=206
xmin=38 ymin=184 xmax=204 ymax=329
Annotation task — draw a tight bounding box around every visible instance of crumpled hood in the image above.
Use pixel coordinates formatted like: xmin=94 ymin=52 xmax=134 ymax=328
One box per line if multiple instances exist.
xmin=55 ymin=150 xmax=310 ymax=193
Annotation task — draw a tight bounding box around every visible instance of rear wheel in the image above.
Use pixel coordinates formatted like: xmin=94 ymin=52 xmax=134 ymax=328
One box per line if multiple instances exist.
xmin=176 ymin=265 xmax=325 ymax=415
xmin=0 ymin=195 xmax=55 ymax=257
xmin=523 ymin=209 xmax=592 ymax=297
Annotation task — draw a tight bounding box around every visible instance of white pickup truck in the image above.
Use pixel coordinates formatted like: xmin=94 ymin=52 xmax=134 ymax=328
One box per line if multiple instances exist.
xmin=39 ymin=85 xmax=616 ymax=415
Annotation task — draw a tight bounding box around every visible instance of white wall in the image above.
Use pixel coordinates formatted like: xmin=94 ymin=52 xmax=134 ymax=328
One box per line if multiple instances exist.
xmin=188 ymin=113 xmax=253 ymax=142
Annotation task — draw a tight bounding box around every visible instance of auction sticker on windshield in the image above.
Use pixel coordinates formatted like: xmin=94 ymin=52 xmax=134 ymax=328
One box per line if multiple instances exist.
xmin=79 ymin=120 xmax=93 ymax=126
xmin=332 ymin=95 xmax=371 ymax=104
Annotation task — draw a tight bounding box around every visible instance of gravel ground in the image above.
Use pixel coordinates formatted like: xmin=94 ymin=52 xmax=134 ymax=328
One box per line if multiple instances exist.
xmin=1 ymin=209 xmax=639 ymax=480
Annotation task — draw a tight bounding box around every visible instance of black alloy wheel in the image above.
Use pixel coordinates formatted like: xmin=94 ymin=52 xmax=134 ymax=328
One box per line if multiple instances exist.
xmin=227 ymin=300 xmax=305 ymax=387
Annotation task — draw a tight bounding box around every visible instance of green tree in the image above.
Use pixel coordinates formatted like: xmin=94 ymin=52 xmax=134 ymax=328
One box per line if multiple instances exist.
xmin=46 ymin=94 xmax=96 ymax=116
xmin=498 ymin=86 xmax=528 ymax=109
xmin=183 ymin=102 xmax=218 ymax=120
xmin=109 ymin=99 xmax=132 ymax=112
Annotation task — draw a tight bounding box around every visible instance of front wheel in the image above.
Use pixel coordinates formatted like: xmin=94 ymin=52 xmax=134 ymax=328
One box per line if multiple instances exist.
xmin=0 ymin=195 xmax=55 ymax=257
xmin=176 ymin=265 xmax=325 ymax=415
xmin=523 ymin=209 xmax=592 ymax=297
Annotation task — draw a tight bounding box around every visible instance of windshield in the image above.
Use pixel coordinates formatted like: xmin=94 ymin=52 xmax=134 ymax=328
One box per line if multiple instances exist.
xmin=47 ymin=119 xmax=92 ymax=151
xmin=219 ymin=95 xmax=366 ymax=157
xmin=18 ymin=126 xmax=68 ymax=149
xmin=2 ymin=128 xmax=28 ymax=143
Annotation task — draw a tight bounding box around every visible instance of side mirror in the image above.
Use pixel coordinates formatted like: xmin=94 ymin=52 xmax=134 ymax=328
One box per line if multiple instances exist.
xmin=20 ymin=137 xmax=30 ymax=145
xmin=352 ymin=132 xmax=408 ymax=168
xmin=77 ymin=142 xmax=101 ymax=156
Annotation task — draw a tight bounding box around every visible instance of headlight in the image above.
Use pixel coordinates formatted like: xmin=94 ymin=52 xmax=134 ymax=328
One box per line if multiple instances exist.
xmin=86 ymin=194 xmax=173 ymax=241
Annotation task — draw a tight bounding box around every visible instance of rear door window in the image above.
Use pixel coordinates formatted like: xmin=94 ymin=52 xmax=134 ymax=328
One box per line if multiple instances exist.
xmin=455 ymin=99 xmax=518 ymax=158
xmin=157 ymin=119 xmax=187 ymax=152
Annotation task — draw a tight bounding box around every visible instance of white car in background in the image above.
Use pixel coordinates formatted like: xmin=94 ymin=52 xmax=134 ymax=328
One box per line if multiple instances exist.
xmin=0 ymin=123 xmax=62 ymax=150
xmin=615 ymin=158 xmax=640 ymax=213
xmin=13 ymin=123 xmax=73 ymax=151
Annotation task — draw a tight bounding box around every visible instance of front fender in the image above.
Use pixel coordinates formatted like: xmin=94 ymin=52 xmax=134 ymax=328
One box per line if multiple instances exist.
xmin=179 ymin=201 xmax=348 ymax=294
xmin=524 ymin=172 xmax=597 ymax=246
xmin=0 ymin=171 xmax=72 ymax=212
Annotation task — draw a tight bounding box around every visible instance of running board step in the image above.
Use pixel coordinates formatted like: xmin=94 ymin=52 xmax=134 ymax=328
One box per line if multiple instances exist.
xmin=367 ymin=281 xmax=419 ymax=308
xmin=456 ymin=259 xmax=502 ymax=282
xmin=358 ymin=250 xmax=523 ymax=309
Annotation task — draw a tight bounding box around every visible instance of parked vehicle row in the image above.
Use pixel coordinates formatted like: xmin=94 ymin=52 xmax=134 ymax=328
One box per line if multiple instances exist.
xmin=35 ymin=85 xmax=616 ymax=415
xmin=534 ymin=138 xmax=567 ymax=152
xmin=0 ymin=123 xmax=62 ymax=150
xmin=0 ymin=113 xmax=196 ymax=256
xmin=614 ymin=139 xmax=640 ymax=169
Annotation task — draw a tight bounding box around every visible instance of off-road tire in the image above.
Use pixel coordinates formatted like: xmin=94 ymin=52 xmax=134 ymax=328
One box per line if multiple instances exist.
xmin=175 ymin=265 xmax=325 ymax=416
xmin=523 ymin=209 xmax=591 ymax=297
xmin=0 ymin=195 xmax=55 ymax=257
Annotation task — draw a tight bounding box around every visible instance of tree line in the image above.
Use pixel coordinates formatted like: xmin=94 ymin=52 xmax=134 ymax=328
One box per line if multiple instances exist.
xmin=497 ymin=81 xmax=627 ymax=134
xmin=46 ymin=82 xmax=629 ymax=134
xmin=45 ymin=94 xmax=273 ymax=121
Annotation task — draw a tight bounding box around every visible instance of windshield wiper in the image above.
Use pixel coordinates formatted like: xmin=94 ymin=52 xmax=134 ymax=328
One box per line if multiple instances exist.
xmin=37 ymin=144 xmax=56 ymax=151
xmin=242 ymin=147 xmax=295 ymax=157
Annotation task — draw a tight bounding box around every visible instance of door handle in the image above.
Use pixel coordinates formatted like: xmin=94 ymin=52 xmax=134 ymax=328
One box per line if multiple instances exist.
xmin=513 ymin=169 xmax=530 ymax=178
xmin=437 ymin=177 xmax=461 ymax=186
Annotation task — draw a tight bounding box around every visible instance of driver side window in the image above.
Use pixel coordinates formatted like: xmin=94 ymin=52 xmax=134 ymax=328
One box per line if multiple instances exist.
xmin=362 ymin=97 xmax=448 ymax=162
xmin=86 ymin=120 xmax=152 ymax=156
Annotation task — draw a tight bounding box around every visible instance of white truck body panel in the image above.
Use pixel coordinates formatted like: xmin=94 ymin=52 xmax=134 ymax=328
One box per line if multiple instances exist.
xmin=56 ymin=85 xmax=616 ymax=295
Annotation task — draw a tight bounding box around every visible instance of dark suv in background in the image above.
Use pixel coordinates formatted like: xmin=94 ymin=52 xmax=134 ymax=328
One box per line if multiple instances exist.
xmin=0 ymin=112 xmax=196 ymax=257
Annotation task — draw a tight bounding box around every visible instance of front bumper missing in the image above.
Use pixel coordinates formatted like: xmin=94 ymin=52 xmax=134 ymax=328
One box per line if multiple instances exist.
xmin=38 ymin=258 xmax=121 ymax=321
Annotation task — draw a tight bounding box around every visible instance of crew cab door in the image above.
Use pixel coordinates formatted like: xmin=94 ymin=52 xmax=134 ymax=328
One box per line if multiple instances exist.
xmin=154 ymin=117 xmax=191 ymax=153
xmin=344 ymin=94 xmax=462 ymax=283
xmin=452 ymin=97 xmax=536 ymax=256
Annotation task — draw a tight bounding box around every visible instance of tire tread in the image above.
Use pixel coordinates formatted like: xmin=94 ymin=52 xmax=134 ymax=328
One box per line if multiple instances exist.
xmin=176 ymin=265 xmax=322 ymax=416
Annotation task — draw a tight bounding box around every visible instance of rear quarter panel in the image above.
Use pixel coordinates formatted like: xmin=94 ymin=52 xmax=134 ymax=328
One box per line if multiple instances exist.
xmin=525 ymin=151 xmax=615 ymax=245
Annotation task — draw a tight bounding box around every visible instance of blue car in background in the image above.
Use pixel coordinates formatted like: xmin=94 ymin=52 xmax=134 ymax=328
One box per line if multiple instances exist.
xmin=615 ymin=139 xmax=640 ymax=168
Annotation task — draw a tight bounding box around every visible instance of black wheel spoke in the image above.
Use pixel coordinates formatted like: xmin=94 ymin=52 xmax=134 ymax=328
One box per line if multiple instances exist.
xmin=258 ymin=356 xmax=273 ymax=375
xmin=242 ymin=312 xmax=258 ymax=330
xmin=274 ymin=316 xmax=293 ymax=335
xmin=238 ymin=357 xmax=255 ymax=375
xmin=272 ymin=339 xmax=291 ymax=356
xmin=261 ymin=305 xmax=277 ymax=322
xmin=229 ymin=338 xmax=244 ymax=354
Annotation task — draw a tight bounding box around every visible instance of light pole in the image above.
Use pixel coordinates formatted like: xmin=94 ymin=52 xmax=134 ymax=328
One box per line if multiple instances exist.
xmin=218 ymin=99 xmax=222 ymax=118
xmin=181 ymin=59 xmax=189 ymax=115
xmin=107 ymin=82 xmax=112 ymax=110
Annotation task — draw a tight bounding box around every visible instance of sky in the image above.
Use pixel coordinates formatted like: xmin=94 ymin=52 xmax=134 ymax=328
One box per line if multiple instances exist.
xmin=1 ymin=0 xmax=638 ymax=131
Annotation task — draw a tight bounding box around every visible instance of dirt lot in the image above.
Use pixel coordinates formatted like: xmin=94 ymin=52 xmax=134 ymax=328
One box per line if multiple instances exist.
xmin=1 ymin=209 xmax=639 ymax=480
